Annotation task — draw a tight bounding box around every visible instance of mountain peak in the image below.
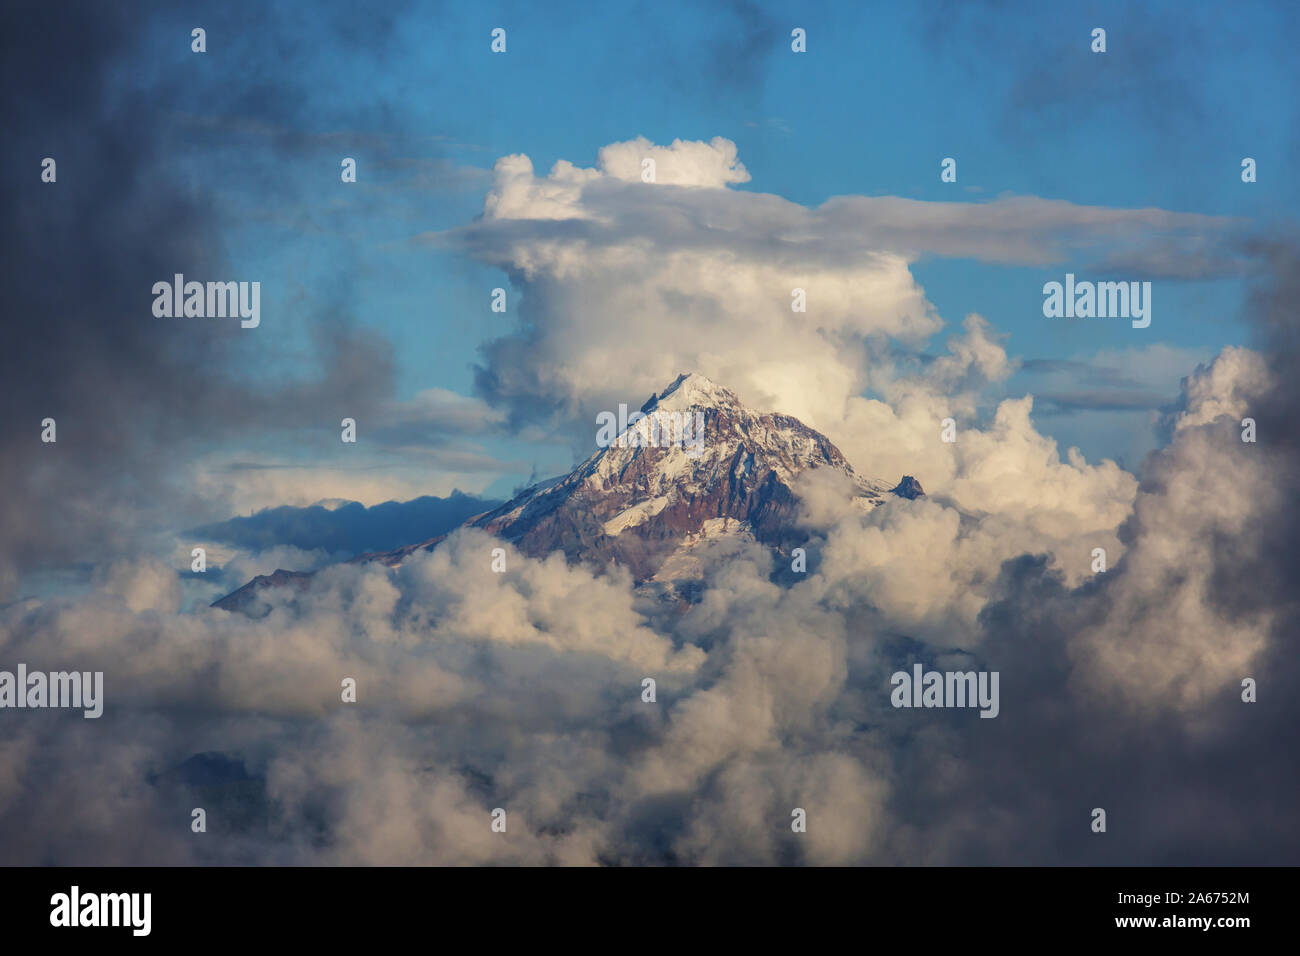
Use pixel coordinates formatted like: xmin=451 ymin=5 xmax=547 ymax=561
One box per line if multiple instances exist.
xmin=890 ymin=475 xmax=926 ymax=499
xmin=456 ymin=371 xmax=910 ymax=582
xmin=214 ymin=373 xmax=926 ymax=610
xmin=648 ymin=372 xmax=741 ymax=413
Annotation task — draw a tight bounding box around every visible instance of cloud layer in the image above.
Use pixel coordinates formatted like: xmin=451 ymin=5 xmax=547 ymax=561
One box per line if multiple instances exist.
xmin=3 ymin=332 xmax=1296 ymax=864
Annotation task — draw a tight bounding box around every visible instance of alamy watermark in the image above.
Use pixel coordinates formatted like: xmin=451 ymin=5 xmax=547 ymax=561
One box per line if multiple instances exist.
xmin=50 ymin=886 xmax=150 ymax=936
xmin=595 ymin=404 xmax=705 ymax=457
xmin=1042 ymin=273 xmax=1151 ymax=328
xmin=890 ymin=664 xmax=999 ymax=718
xmin=152 ymin=274 xmax=260 ymax=328
xmin=0 ymin=664 xmax=103 ymax=718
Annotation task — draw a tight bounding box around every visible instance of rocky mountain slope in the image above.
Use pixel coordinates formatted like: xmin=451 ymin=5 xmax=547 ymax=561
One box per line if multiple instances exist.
xmin=214 ymin=373 xmax=922 ymax=614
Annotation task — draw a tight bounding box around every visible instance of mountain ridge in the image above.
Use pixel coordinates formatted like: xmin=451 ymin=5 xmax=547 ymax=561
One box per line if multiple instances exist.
xmin=212 ymin=373 xmax=923 ymax=615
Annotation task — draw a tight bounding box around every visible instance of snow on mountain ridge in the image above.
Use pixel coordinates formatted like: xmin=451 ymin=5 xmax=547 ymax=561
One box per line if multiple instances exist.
xmin=459 ymin=370 xmax=913 ymax=581
xmin=646 ymin=372 xmax=743 ymax=414
xmin=213 ymin=372 xmax=925 ymax=612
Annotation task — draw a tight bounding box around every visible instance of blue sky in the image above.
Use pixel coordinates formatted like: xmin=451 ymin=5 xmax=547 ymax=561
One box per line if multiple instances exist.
xmin=127 ymin=0 xmax=1298 ymax=493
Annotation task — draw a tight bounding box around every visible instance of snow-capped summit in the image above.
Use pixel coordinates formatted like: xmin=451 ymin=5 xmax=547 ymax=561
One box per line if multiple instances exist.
xmin=353 ymin=371 xmax=915 ymax=580
xmin=644 ymin=372 xmax=742 ymax=414
xmin=214 ymin=373 xmax=923 ymax=612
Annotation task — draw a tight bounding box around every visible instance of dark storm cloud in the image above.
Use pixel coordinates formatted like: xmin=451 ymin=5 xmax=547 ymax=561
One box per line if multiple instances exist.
xmin=1234 ymin=232 xmax=1300 ymax=594
xmin=890 ymin=551 xmax=1298 ymax=864
xmin=890 ymin=238 xmax=1300 ymax=864
xmin=0 ymin=0 xmax=404 ymax=597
